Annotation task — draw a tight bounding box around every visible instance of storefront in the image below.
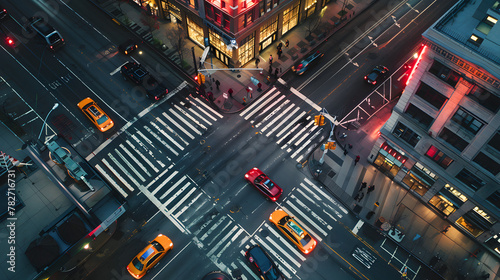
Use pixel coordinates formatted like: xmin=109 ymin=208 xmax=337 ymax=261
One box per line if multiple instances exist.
xmin=160 ymin=0 xmax=182 ymax=22
xmin=429 ymin=184 xmax=468 ymax=217
xmin=485 ymin=234 xmax=500 ymax=255
xmin=281 ymin=3 xmax=300 ymax=35
xmin=259 ymin=17 xmax=278 ymax=51
xmin=132 ymin=0 xmax=159 ymax=16
xmin=187 ymin=17 xmax=204 ymax=47
xmin=373 ymin=142 xmax=407 ymax=178
xmin=208 ymin=28 xmax=233 ymax=66
xmin=401 ymin=162 xmax=438 ymax=197
xmin=238 ymin=34 xmax=255 ymax=66
xmin=304 ymin=0 xmax=317 ymax=19
xmin=457 ymin=207 xmax=496 ymax=237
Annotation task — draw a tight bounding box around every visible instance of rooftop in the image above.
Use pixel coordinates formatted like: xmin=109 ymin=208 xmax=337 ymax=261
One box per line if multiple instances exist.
xmin=423 ymin=0 xmax=500 ymax=79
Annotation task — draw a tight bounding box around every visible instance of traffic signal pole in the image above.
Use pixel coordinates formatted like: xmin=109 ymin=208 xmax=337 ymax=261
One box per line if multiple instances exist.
xmin=319 ymin=109 xmax=337 ymax=165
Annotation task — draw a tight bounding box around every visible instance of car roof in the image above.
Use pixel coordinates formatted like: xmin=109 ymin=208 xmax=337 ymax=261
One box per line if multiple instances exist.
xmin=249 ymin=246 xmax=272 ymax=270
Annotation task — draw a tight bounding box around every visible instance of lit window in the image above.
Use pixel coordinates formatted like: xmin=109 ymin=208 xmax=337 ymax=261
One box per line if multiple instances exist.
xmin=470 ymin=35 xmax=479 ymax=41
xmin=487 ymin=16 xmax=498 ymax=25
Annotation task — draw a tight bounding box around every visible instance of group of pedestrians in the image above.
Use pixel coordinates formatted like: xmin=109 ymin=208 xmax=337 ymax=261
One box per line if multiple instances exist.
xmin=354 ymin=182 xmax=376 ymax=202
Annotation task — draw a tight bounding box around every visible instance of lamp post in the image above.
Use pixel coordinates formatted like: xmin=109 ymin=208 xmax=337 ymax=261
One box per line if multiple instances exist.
xmin=38 ymin=103 xmax=58 ymax=143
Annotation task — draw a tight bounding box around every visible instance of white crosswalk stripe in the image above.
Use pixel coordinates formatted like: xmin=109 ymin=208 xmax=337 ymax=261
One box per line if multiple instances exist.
xmin=239 ymin=87 xmax=324 ymax=162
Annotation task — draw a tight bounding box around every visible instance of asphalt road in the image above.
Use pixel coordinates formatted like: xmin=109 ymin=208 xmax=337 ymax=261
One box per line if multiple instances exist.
xmin=0 ymin=0 xmax=457 ymax=279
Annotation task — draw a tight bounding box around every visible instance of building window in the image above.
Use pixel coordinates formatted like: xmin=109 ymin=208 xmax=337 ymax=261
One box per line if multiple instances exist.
xmin=488 ymin=132 xmax=500 ymax=152
xmin=438 ymin=127 xmax=468 ymax=152
xmin=206 ymin=5 xmax=214 ymax=19
xmin=209 ymin=29 xmax=233 ymax=57
xmin=476 ymin=16 xmax=497 ymax=35
xmin=392 ymin=122 xmax=421 ymax=147
xmin=428 ymin=60 xmax=461 ymax=87
xmin=402 ymin=162 xmax=437 ymax=197
xmin=451 ymin=108 xmax=484 ymax=135
xmin=468 ymin=85 xmax=500 ymax=113
xmin=259 ymin=0 xmax=265 ymax=16
xmin=425 ymin=145 xmax=454 ymax=169
xmin=487 ymin=191 xmax=500 ymax=210
xmin=215 ymin=10 xmax=221 ymax=24
xmin=246 ymin=10 xmax=253 ymax=26
xmin=405 ymin=103 xmax=434 ymax=129
xmin=304 ymin=0 xmax=317 ymax=18
xmin=455 ymin=168 xmax=485 ymax=191
xmin=468 ymin=34 xmax=484 ymax=46
xmin=187 ymin=17 xmax=204 ymax=47
xmin=282 ymin=2 xmax=299 ymax=35
xmin=238 ymin=34 xmax=254 ymax=66
xmin=415 ymin=83 xmax=448 ymax=109
xmin=223 ymin=17 xmax=230 ymax=31
xmin=473 ymin=152 xmax=500 ymax=175
xmin=221 ymin=0 xmax=226 ymax=8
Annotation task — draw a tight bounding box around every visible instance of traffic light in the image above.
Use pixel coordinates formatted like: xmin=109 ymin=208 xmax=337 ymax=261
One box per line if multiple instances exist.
xmin=325 ymin=141 xmax=336 ymax=150
xmin=194 ymin=75 xmax=199 ymax=84
xmin=314 ymin=115 xmax=325 ymax=126
xmin=199 ymin=73 xmax=205 ymax=84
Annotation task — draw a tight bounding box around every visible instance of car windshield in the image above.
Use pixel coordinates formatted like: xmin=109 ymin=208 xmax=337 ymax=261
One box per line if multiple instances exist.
xmin=256 ymin=175 xmax=273 ymax=188
xmin=152 ymin=241 xmax=165 ymax=252
xmin=48 ymin=33 xmax=61 ymax=44
xmin=300 ymin=234 xmax=312 ymax=246
xmin=132 ymin=257 xmax=144 ymax=271
xmin=263 ymin=266 xmax=280 ymax=280
xmin=140 ymin=247 xmax=154 ymax=261
xmin=96 ymin=115 xmax=109 ymax=125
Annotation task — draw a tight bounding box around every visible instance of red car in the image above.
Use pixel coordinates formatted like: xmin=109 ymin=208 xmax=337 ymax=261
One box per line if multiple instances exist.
xmin=244 ymin=168 xmax=283 ymax=201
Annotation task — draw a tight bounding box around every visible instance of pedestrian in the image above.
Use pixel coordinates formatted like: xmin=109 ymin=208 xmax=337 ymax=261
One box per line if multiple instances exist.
xmin=207 ymin=91 xmax=214 ymax=101
xmin=269 ymin=64 xmax=273 ymax=73
xmin=215 ymin=80 xmax=220 ymax=90
xmin=277 ymin=42 xmax=283 ymax=50
xmin=348 ymin=144 xmax=353 ymax=149
xmin=255 ymin=58 xmax=260 ymax=68
xmin=277 ymin=48 xmax=282 ymax=59
xmin=274 ymin=67 xmax=279 ymax=79
xmin=360 ymin=182 xmax=367 ymax=190
xmin=343 ymin=149 xmax=348 ymax=156
xmin=354 ymin=155 xmax=360 ymax=165
xmin=228 ymin=88 xmax=233 ymax=98
xmin=440 ymin=225 xmax=450 ymax=234
xmin=357 ymin=192 xmax=364 ymax=202
xmin=354 ymin=193 xmax=360 ymax=201
xmin=285 ymin=39 xmax=289 ymax=48
xmin=367 ymin=185 xmax=375 ymax=193
xmin=269 ymin=54 xmax=273 ymax=64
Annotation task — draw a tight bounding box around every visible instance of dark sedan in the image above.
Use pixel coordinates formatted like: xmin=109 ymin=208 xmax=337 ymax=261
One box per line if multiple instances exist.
xmin=364 ymin=65 xmax=389 ymax=85
xmin=292 ymin=51 xmax=324 ymax=75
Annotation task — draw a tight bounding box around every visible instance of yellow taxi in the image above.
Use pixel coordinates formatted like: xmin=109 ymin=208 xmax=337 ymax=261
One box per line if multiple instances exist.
xmin=269 ymin=209 xmax=316 ymax=254
xmin=77 ymin=97 xmax=114 ymax=132
xmin=127 ymin=234 xmax=173 ymax=279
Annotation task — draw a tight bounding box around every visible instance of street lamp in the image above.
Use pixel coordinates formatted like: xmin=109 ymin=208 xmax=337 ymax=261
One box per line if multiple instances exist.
xmin=38 ymin=103 xmax=59 ymax=143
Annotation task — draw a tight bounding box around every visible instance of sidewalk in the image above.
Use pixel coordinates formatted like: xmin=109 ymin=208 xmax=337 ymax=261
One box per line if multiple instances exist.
xmin=307 ymin=100 xmax=500 ymax=280
xmin=94 ymin=0 xmax=376 ymax=113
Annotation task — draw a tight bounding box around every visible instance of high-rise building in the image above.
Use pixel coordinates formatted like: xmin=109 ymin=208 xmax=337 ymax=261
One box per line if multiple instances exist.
xmin=370 ymin=0 xmax=500 ymax=255
xmin=134 ymin=0 xmax=331 ymax=66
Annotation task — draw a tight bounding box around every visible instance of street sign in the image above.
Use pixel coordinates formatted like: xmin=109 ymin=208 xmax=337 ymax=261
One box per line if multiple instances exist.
xmin=223 ymin=93 xmax=228 ymax=99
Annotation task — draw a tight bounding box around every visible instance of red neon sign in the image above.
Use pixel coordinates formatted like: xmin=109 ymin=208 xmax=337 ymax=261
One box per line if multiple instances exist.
xmin=406 ymin=44 xmax=427 ymax=86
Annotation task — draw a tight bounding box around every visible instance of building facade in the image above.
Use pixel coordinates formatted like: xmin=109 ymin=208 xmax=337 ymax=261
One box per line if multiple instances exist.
xmin=369 ymin=0 xmax=500 ymax=255
xmin=133 ymin=0 xmax=333 ymax=66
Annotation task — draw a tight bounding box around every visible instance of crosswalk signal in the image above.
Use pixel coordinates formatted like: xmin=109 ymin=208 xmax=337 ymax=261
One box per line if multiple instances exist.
xmin=194 ymin=75 xmax=199 ymax=84
xmin=314 ymin=115 xmax=325 ymax=126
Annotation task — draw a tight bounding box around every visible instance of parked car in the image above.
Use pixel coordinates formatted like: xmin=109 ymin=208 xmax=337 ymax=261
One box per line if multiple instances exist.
xmin=269 ymin=209 xmax=317 ymax=254
xmin=244 ymin=167 xmax=283 ymax=201
xmin=127 ymin=234 xmax=173 ymax=279
xmin=291 ymin=51 xmax=324 ymax=75
xmin=77 ymin=98 xmax=114 ymax=132
xmin=119 ymin=39 xmax=138 ymax=55
xmin=364 ymin=65 xmax=389 ymax=85
xmin=245 ymin=244 xmax=286 ymax=280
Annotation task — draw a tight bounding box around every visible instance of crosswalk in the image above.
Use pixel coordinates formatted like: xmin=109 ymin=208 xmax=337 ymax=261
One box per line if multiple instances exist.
xmin=239 ymin=87 xmax=325 ymax=163
xmin=91 ymin=95 xmax=222 ymax=232
xmin=189 ymin=178 xmax=349 ymax=279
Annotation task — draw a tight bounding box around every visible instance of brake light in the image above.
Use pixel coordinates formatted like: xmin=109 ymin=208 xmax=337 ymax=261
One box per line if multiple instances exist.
xmin=6 ymin=37 xmax=14 ymax=46
xmin=125 ymin=50 xmax=128 ymax=55
xmin=372 ymin=81 xmax=376 ymax=85
xmin=364 ymin=76 xmax=367 ymax=80
xmin=297 ymin=64 xmax=303 ymax=70
xmin=271 ymin=197 xmax=277 ymax=201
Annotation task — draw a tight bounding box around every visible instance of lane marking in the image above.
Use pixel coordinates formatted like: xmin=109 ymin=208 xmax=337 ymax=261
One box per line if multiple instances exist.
xmin=94 ymin=164 xmax=128 ymax=197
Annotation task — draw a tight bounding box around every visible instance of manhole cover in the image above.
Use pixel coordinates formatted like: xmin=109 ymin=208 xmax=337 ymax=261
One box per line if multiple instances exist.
xmin=237 ymin=74 xmax=241 ymax=78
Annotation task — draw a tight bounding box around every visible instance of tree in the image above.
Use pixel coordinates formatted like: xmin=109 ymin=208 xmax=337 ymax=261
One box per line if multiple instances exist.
xmin=305 ymin=14 xmax=322 ymax=38
xmin=140 ymin=11 xmax=159 ymax=37
xmin=166 ymin=24 xmax=187 ymax=61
